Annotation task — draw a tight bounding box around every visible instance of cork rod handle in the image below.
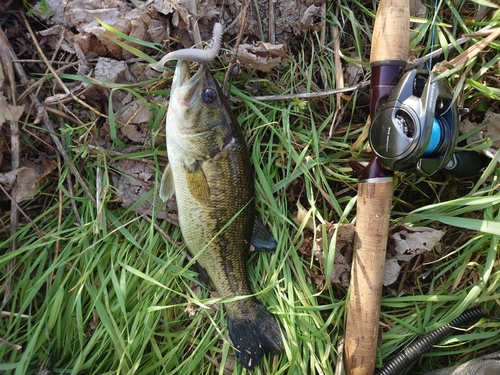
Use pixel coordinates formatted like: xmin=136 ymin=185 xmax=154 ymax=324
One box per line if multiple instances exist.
xmin=370 ymin=0 xmax=410 ymax=64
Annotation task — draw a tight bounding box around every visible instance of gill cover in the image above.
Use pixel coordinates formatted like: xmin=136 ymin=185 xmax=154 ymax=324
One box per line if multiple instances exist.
xmin=369 ymin=69 xmax=459 ymax=176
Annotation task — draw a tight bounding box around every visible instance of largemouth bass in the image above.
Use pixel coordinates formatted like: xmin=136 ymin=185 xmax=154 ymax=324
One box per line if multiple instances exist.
xmin=160 ymin=60 xmax=284 ymax=369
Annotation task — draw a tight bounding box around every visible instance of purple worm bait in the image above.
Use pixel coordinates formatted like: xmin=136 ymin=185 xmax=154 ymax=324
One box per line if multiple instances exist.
xmin=150 ymin=22 xmax=223 ymax=71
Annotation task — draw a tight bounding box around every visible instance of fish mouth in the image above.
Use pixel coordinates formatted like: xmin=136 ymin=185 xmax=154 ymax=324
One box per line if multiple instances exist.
xmin=171 ymin=60 xmax=208 ymax=104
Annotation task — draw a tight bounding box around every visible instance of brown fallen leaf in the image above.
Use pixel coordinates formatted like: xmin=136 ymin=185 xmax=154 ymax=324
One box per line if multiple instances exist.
xmin=94 ymin=57 xmax=133 ymax=83
xmin=299 ymin=5 xmax=324 ymax=32
xmin=111 ymin=159 xmax=178 ymax=224
xmin=236 ymin=42 xmax=291 ymax=72
xmin=38 ymin=25 xmax=77 ymax=54
xmin=460 ymin=112 xmax=500 ymax=160
xmin=0 ymin=158 xmax=58 ymax=202
xmin=0 ymin=92 xmax=24 ymax=126
xmin=384 ymin=224 xmax=444 ymax=286
xmin=33 ymin=0 xmax=167 ymax=60
xmin=310 ymin=221 xmax=444 ymax=287
xmin=313 ymin=222 xmax=355 ymax=287
xmin=118 ymin=98 xmax=151 ymax=143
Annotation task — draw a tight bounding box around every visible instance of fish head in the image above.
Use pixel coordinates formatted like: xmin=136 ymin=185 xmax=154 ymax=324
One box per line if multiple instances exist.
xmin=167 ymin=60 xmax=239 ymax=159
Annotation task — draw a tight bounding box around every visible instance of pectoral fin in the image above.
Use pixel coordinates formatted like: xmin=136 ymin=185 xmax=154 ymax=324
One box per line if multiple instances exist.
xmin=159 ymin=164 xmax=175 ymax=202
xmin=185 ymin=162 xmax=210 ymax=205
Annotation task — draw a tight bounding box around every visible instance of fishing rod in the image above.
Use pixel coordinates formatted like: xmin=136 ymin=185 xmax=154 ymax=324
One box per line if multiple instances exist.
xmin=344 ymin=1 xmax=410 ymax=374
xmin=344 ymin=1 xmax=488 ymax=373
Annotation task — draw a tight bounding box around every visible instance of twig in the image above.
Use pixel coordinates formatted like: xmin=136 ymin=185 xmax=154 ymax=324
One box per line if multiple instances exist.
xmin=95 ymin=165 xmax=103 ymax=233
xmin=268 ymin=0 xmax=275 ymax=44
xmin=407 ymin=25 xmax=498 ymax=69
xmin=233 ymin=0 xmax=249 ymax=52
xmin=223 ymin=0 xmax=249 ymax=91
xmin=0 ymin=184 xmax=44 ymax=238
xmin=330 ymin=17 xmax=344 ymax=137
xmin=0 ymin=336 xmax=22 ymax=351
xmin=250 ymin=81 xmax=369 ymax=101
xmin=142 ymin=215 xmax=177 ymax=246
xmin=87 ymin=144 xmax=160 ymax=165
xmin=320 ymin=3 xmax=326 ymax=47
xmin=0 ymin=26 xmax=19 ymax=303
xmin=253 ymin=25 xmax=498 ymax=103
xmin=66 ymin=171 xmax=82 ymax=225
xmin=442 ymin=28 xmax=500 ymax=72
xmin=1 ymin=310 xmax=30 ymax=319
xmin=335 ymin=337 xmax=345 ymax=375
xmin=17 ymin=60 xmax=83 ymax=103
xmin=49 ymin=154 xmax=63 ymax=288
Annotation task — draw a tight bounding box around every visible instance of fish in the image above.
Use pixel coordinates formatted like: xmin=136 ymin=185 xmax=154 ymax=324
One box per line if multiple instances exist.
xmin=160 ymin=60 xmax=285 ymax=369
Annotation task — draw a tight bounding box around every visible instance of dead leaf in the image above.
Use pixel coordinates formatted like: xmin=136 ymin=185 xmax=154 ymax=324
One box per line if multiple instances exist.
xmin=300 ymin=5 xmax=323 ymax=32
xmin=184 ymin=284 xmax=202 ymax=317
xmin=236 ymin=42 xmax=291 ymax=72
xmin=120 ymin=122 xmax=150 ymax=143
xmin=313 ymin=222 xmax=355 ymax=287
xmin=0 ymin=92 xmax=25 ymax=126
xmin=384 ymin=224 xmax=444 ymax=286
xmin=94 ymin=57 xmax=133 ymax=83
xmin=293 ymin=201 xmax=315 ymax=232
xmin=38 ymin=25 xmax=77 ymax=54
xmin=0 ymin=169 xmax=22 ymax=188
xmin=344 ymin=52 xmax=366 ymax=86
xmin=310 ymin=221 xmax=444 ymax=287
xmin=111 ymin=159 xmax=178 ymax=224
xmin=0 ymin=158 xmax=57 ymax=202
xmin=34 ymin=1 xmax=166 ymax=59
xmin=410 ymin=0 xmax=427 ymax=19
xmin=460 ymin=112 xmax=500 ymax=160
xmin=98 ymin=9 xmax=152 ymax=59
xmin=118 ymin=99 xmax=151 ymax=143
xmin=147 ymin=0 xmax=198 ymax=30
xmin=12 ymin=168 xmax=40 ymax=202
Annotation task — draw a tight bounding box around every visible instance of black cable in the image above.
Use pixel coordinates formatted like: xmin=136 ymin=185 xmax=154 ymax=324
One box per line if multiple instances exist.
xmin=376 ymin=307 xmax=488 ymax=375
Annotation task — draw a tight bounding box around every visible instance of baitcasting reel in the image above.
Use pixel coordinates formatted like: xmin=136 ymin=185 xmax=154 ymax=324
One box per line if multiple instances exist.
xmin=369 ymin=69 xmax=460 ymax=176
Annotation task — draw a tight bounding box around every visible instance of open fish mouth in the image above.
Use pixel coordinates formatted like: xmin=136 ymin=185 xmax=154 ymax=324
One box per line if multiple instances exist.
xmin=170 ymin=60 xmax=208 ymax=104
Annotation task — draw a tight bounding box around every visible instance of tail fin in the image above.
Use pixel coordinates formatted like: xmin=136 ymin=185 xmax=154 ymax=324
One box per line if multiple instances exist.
xmin=228 ymin=304 xmax=285 ymax=369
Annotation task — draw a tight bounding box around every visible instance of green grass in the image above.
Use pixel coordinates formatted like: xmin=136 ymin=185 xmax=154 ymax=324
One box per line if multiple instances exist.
xmin=1 ymin=1 xmax=500 ymax=374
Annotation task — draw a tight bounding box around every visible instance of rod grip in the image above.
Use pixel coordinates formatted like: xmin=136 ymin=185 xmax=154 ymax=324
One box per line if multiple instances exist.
xmin=344 ymin=180 xmax=394 ymax=375
xmin=370 ymin=0 xmax=410 ymax=64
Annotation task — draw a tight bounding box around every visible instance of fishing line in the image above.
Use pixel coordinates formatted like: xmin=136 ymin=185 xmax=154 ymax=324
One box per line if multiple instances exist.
xmin=428 ymin=0 xmax=441 ymax=71
xmin=425 ymin=0 xmax=445 ymax=156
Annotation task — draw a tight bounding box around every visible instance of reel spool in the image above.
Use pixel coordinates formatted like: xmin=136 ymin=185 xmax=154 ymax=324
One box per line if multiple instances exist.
xmin=369 ymin=69 xmax=459 ymax=176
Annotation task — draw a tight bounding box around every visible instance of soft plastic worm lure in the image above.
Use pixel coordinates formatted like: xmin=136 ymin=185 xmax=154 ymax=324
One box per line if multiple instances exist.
xmin=150 ymin=22 xmax=223 ymax=71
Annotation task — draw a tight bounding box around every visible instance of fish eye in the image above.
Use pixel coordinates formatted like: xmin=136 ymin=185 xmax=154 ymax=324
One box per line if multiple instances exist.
xmin=202 ymin=88 xmax=217 ymax=104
